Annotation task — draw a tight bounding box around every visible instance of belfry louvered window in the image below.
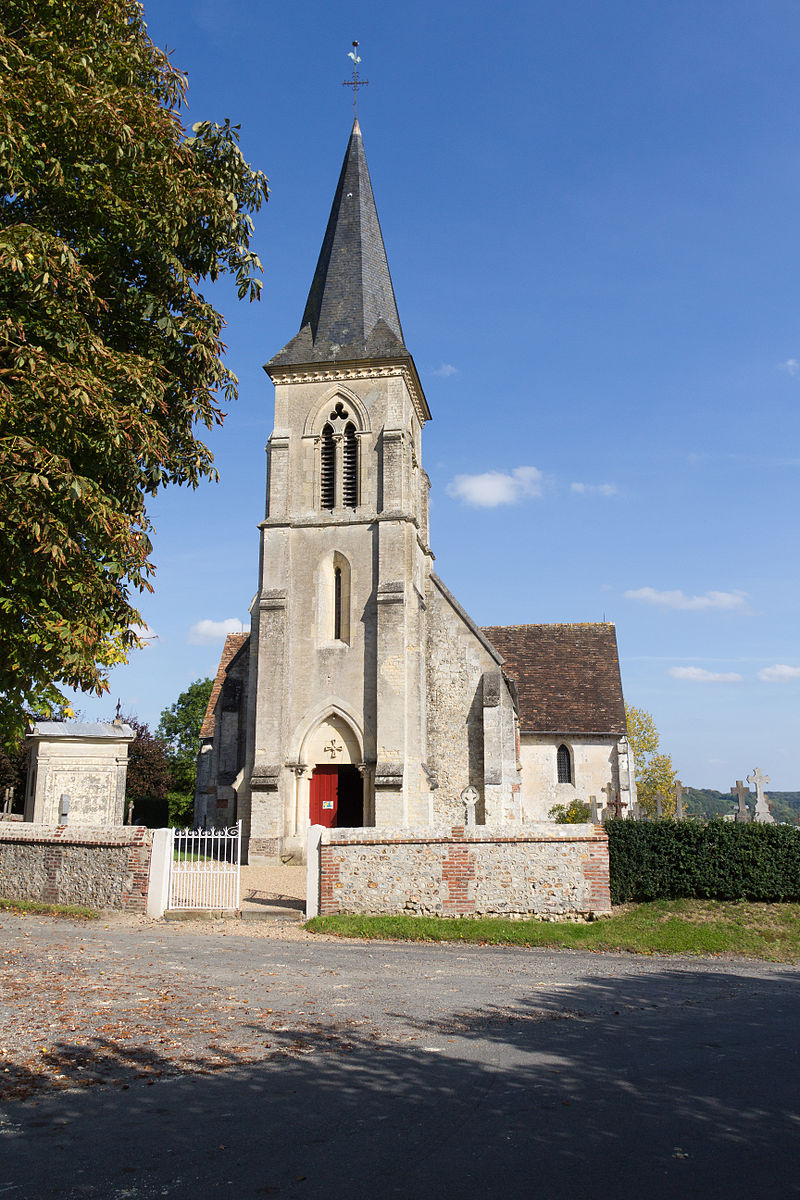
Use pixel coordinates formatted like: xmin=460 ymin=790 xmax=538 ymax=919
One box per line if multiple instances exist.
xmin=557 ymin=744 xmax=572 ymax=784
xmin=320 ymin=424 xmax=335 ymax=509
xmin=342 ymin=423 xmax=358 ymax=507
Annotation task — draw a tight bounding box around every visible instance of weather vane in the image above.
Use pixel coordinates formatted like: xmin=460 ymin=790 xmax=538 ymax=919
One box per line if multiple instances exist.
xmin=342 ymin=41 xmax=369 ymax=117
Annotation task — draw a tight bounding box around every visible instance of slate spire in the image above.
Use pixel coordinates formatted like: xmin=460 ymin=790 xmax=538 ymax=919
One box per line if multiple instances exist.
xmin=268 ymin=119 xmax=409 ymax=367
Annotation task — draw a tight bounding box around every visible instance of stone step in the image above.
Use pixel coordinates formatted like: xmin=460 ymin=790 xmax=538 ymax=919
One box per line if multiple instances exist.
xmin=241 ymin=906 xmax=305 ymax=923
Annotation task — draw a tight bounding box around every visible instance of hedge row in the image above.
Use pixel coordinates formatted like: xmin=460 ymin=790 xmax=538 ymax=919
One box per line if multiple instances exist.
xmin=606 ymin=819 xmax=800 ymax=903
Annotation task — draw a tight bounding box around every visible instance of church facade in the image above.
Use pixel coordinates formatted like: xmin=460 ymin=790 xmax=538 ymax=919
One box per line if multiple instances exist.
xmin=195 ymin=120 xmax=633 ymax=861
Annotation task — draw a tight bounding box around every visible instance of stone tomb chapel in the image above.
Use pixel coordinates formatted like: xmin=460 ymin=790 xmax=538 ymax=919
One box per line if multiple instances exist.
xmin=196 ymin=119 xmax=634 ymax=862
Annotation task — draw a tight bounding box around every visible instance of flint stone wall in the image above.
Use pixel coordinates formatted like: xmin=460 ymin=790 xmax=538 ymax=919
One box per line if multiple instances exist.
xmin=0 ymin=825 xmax=153 ymax=912
xmin=318 ymin=823 xmax=610 ymax=918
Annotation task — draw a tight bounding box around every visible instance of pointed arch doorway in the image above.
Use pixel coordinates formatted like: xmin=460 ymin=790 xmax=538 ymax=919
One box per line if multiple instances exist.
xmin=298 ymin=711 xmax=371 ymax=831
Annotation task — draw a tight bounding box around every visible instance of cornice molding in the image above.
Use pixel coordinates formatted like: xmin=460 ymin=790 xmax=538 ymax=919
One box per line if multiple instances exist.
xmin=267 ymin=359 xmax=431 ymax=427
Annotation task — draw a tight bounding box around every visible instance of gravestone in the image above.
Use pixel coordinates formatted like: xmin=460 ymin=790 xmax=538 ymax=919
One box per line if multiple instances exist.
xmin=602 ymin=782 xmax=625 ymax=819
xmin=747 ymin=768 xmax=774 ymax=824
xmin=654 ymin=792 xmax=664 ymax=819
xmin=730 ymin=780 xmax=751 ymax=824
xmin=675 ymin=779 xmax=684 ymax=821
xmin=590 ymin=796 xmax=599 ymax=823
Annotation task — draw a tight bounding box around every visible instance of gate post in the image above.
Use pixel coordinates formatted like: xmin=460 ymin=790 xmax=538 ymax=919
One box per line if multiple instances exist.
xmin=147 ymin=827 xmax=173 ymax=918
xmin=306 ymin=824 xmax=324 ymax=918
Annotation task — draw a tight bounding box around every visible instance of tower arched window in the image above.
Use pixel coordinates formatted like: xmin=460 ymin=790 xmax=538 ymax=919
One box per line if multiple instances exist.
xmin=320 ymin=424 xmax=335 ymax=509
xmin=342 ymin=423 xmax=358 ymax=508
xmin=557 ymin=744 xmax=572 ymax=784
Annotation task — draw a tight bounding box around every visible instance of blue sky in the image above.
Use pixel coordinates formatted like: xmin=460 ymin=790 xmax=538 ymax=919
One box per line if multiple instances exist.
xmin=75 ymin=0 xmax=800 ymax=790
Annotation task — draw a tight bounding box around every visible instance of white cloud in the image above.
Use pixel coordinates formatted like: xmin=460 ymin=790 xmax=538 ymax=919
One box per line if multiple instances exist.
xmin=669 ymin=666 xmax=744 ymax=683
xmin=446 ymin=466 xmax=543 ymax=508
xmin=625 ymin=587 xmax=749 ymax=612
xmin=188 ymin=618 xmax=247 ymax=645
xmin=781 ymin=358 xmax=800 ymax=377
xmin=758 ymin=664 xmax=800 ymax=682
xmin=571 ymin=482 xmax=618 ymax=497
xmin=431 ymin=362 xmax=458 ymax=378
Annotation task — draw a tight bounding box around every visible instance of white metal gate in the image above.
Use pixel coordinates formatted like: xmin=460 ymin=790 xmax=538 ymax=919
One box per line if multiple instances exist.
xmin=168 ymin=822 xmax=241 ymax=911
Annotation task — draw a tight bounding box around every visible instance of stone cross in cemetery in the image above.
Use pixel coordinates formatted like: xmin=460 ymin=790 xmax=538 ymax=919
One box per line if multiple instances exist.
xmin=602 ymin=782 xmax=625 ymax=819
xmin=730 ymin=780 xmax=751 ymax=823
xmin=590 ymin=795 xmax=599 ymax=823
xmin=460 ymin=785 xmax=479 ymax=826
xmin=674 ymin=779 xmax=684 ymax=821
xmin=654 ymin=792 xmax=664 ymax=819
xmin=747 ymin=768 xmax=774 ymax=824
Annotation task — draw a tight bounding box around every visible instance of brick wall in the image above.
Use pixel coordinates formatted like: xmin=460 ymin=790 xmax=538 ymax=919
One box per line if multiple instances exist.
xmin=0 ymin=826 xmax=153 ymax=912
xmin=317 ymin=823 xmax=611 ymax=918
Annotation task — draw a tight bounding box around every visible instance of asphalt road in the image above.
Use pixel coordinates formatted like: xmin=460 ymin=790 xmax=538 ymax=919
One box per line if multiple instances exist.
xmin=2 ymin=915 xmax=800 ymax=1199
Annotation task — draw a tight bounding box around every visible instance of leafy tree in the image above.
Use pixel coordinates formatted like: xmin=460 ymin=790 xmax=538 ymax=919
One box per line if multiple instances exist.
xmin=0 ymin=737 xmax=28 ymax=813
xmin=156 ymin=677 xmax=212 ymax=792
xmin=0 ymin=1 xmax=268 ymax=746
xmin=625 ymin=704 xmax=678 ymax=817
xmin=157 ymin=676 xmax=212 ymax=825
xmin=124 ymin=714 xmax=170 ymax=823
xmin=548 ymin=799 xmax=591 ymax=824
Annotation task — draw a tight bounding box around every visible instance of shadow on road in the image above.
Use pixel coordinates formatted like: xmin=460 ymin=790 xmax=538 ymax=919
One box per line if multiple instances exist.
xmin=3 ymin=963 xmax=799 ymax=1199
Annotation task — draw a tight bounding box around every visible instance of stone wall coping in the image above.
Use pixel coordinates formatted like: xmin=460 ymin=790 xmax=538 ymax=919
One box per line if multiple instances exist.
xmin=27 ymin=721 xmax=135 ymax=743
xmin=0 ymin=825 xmax=152 ymax=848
xmin=320 ymin=822 xmax=607 ymax=847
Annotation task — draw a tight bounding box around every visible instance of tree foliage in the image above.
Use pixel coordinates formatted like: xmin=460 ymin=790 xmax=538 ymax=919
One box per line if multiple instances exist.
xmin=124 ymin=714 xmax=170 ymax=812
xmin=0 ymin=1 xmax=268 ymax=745
xmin=0 ymin=737 xmax=28 ymax=811
xmin=625 ymin=704 xmax=678 ymax=817
xmin=156 ymin=675 xmax=212 ymax=793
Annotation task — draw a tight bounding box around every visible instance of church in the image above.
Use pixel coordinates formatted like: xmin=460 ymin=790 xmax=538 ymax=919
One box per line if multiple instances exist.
xmin=195 ymin=119 xmax=634 ymax=863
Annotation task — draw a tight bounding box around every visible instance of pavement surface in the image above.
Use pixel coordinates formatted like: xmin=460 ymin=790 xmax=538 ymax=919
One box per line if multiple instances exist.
xmin=239 ymin=862 xmax=306 ymax=922
xmin=2 ymin=912 xmax=800 ymax=1199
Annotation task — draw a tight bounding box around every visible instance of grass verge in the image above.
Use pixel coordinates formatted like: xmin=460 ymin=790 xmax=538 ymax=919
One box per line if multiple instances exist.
xmin=306 ymin=900 xmax=800 ymax=962
xmin=0 ymin=897 xmax=99 ymax=920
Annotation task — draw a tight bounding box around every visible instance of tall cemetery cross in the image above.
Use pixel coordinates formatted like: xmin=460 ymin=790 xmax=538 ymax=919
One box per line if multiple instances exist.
xmin=342 ymin=41 xmax=369 ymax=117
xmin=602 ymin=782 xmax=624 ymax=818
xmin=730 ymin=780 xmax=751 ymax=823
xmin=747 ymin=767 xmax=774 ymax=823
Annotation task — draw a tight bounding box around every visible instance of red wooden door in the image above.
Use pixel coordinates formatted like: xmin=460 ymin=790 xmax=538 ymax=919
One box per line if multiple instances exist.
xmin=310 ymin=766 xmax=338 ymax=827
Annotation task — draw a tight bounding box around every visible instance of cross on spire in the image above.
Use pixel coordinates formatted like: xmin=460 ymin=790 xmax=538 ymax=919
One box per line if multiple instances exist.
xmin=342 ymin=41 xmax=369 ymax=116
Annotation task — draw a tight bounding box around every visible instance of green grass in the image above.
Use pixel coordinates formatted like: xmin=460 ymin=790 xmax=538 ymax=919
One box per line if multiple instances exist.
xmin=306 ymin=900 xmax=800 ymax=962
xmin=0 ymin=896 xmax=99 ymax=919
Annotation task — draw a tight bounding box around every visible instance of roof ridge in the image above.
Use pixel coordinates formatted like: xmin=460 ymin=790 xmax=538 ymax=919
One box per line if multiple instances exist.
xmin=481 ymin=621 xmax=616 ymax=631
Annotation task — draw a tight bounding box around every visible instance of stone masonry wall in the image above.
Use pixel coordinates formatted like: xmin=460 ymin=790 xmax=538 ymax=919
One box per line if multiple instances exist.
xmin=318 ymin=824 xmax=610 ymax=918
xmin=0 ymin=826 xmax=153 ymax=912
xmin=425 ymin=586 xmax=490 ymax=823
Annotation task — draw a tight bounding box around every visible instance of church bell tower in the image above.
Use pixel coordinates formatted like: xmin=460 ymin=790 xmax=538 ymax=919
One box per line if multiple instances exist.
xmin=241 ymin=119 xmax=435 ymax=860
